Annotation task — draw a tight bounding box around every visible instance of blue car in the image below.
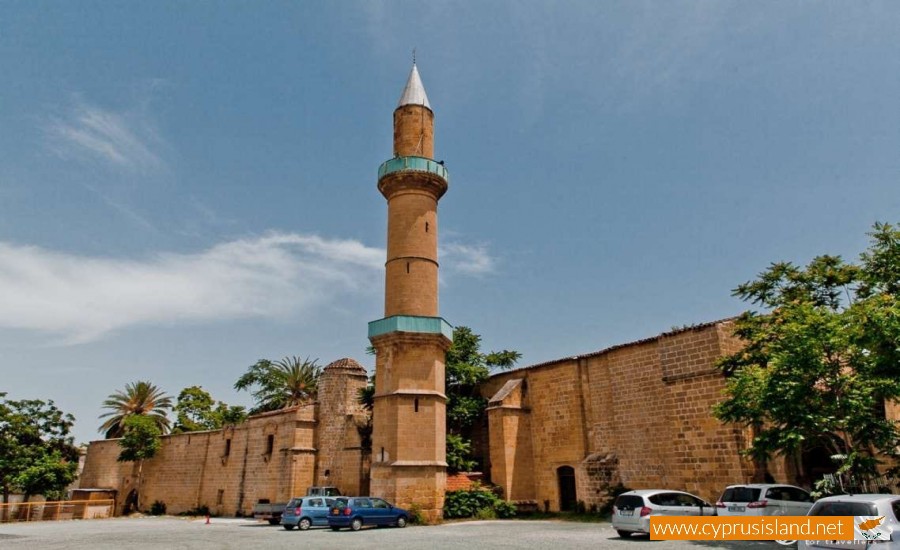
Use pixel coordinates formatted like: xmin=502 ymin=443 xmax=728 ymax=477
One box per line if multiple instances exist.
xmin=281 ymin=496 xmax=336 ymax=530
xmin=327 ymin=497 xmax=410 ymax=531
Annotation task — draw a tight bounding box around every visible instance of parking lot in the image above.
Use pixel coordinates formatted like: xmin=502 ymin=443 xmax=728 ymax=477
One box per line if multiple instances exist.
xmin=0 ymin=517 xmax=792 ymax=549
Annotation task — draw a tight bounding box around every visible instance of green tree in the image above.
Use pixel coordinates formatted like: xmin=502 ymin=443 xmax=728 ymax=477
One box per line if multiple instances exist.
xmin=0 ymin=394 xmax=78 ymax=508
xmin=714 ymin=222 xmax=900 ymax=481
xmin=445 ymin=326 xmax=520 ymax=471
xmin=234 ymin=356 xmax=321 ymax=414
xmin=172 ymin=386 xmax=247 ymax=433
xmin=117 ymin=415 xmax=162 ymax=512
xmin=15 ymin=451 xmax=77 ymax=501
xmin=99 ymin=381 xmax=173 ymax=439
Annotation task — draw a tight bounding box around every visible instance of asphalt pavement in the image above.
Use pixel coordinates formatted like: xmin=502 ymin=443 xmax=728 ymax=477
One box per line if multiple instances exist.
xmin=0 ymin=516 xmax=794 ymax=550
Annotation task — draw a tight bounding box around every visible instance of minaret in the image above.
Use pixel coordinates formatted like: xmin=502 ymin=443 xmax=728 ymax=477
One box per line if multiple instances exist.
xmin=368 ymin=62 xmax=451 ymax=522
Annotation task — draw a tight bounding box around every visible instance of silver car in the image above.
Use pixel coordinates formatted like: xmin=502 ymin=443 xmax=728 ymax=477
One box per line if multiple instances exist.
xmin=716 ymin=484 xmax=813 ymax=517
xmin=803 ymin=493 xmax=900 ymax=549
xmin=612 ymin=489 xmax=715 ymax=538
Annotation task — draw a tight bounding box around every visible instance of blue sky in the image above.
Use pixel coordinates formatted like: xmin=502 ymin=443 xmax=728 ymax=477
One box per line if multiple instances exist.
xmin=1 ymin=1 xmax=898 ymax=444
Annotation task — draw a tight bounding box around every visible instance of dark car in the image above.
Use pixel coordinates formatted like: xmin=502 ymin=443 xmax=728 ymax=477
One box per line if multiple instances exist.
xmin=327 ymin=497 xmax=409 ymax=531
xmin=281 ymin=496 xmax=336 ymax=531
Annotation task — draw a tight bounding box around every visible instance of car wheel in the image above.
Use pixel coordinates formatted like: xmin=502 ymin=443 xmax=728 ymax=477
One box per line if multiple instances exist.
xmin=350 ymin=518 xmax=363 ymax=531
xmin=616 ymin=530 xmax=632 ymax=538
xmin=396 ymin=516 xmax=407 ymax=528
xmin=330 ymin=526 xmax=341 ymax=531
xmin=283 ymin=524 xmax=295 ymax=531
xmin=298 ymin=518 xmax=311 ymax=531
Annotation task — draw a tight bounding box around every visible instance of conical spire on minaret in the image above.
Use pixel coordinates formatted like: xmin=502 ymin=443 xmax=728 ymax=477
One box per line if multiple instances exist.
xmin=397 ymin=63 xmax=431 ymax=110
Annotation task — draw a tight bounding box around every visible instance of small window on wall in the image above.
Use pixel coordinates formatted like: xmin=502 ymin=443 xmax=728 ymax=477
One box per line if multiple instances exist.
xmin=224 ymin=438 xmax=231 ymax=457
xmin=216 ymin=489 xmax=224 ymax=506
xmin=414 ymin=398 xmax=419 ymax=412
xmin=266 ymin=434 xmax=275 ymax=455
xmin=425 ymin=222 xmax=429 ymax=233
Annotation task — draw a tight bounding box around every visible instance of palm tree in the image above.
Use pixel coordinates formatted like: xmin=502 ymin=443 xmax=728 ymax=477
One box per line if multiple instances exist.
xmin=235 ymin=356 xmax=321 ymax=414
xmin=99 ymin=381 xmax=173 ymax=439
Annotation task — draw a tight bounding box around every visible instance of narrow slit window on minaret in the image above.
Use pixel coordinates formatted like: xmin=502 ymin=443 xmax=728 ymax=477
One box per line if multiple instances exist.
xmin=406 ymin=262 xmax=410 ymax=273
xmin=414 ymin=398 xmax=419 ymax=412
xmin=425 ymin=221 xmax=429 ymax=233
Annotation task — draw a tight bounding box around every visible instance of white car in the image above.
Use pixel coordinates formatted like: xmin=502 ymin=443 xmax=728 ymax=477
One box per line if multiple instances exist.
xmin=804 ymin=493 xmax=900 ymax=549
xmin=716 ymin=484 xmax=813 ymax=516
xmin=612 ymin=489 xmax=715 ymax=538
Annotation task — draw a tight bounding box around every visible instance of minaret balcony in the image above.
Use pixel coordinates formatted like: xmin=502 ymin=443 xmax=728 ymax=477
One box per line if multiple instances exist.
xmin=378 ymin=156 xmax=449 ymax=185
xmin=368 ymin=315 xmax=454 ymax=341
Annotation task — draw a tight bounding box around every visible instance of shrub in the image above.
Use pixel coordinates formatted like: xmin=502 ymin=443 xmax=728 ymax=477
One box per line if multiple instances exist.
xmin=406 ymin=503 xmax=425 ymax=525
xmin=474 ymin=507 xmax=497 ymax=520
xmin=446 ymin=434 xmax=477 ymax=473
xmin=598 ymin=483 xmax=631 ymax=516
xmin=444 ymin=486 xmax=516 ymax=519
xmin=178 ymin=504 xmax=211 ymax=517
xmin=149 ymin=501 xmax=166 ymax=516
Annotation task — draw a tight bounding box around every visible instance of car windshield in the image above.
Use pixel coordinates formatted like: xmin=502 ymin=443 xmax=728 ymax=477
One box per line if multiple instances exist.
xmin=810 ymin=501 xmax=878 ymax=517
xmin=721 ymin=487 xmax=761 ymax=503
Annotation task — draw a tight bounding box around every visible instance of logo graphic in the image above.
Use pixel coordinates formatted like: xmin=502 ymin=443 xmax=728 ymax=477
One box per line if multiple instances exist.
xmin=858 ymin=517 xmax=885 ymax=531
xmin=856 ymin=515 xmax=890 ymax=542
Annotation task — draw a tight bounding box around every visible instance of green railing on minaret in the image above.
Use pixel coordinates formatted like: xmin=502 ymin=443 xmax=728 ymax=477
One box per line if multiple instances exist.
xmin=378 ymin=156 xmax=449 ymax=183
xmin=368 ymin=315 xmax=454 ymax=341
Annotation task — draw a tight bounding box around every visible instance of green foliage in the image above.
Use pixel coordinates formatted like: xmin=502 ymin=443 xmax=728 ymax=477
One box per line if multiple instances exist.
xmin=474 ymin=506 xmax=497 ymax=520
xmin=446 ymin=433 xmax=477 ymax=473
xmin=406 ymin=502 xmax=425 ymax=525
xmin=149 ymin=500 xmax=167 ymax=515
xmin=178 ymin=504 xmax=211 ymax=517
xmin=444 ymin=326 xmax=521 ymax=471
xmin=99 ymin=381 xmax=172 ymax=439
xmin=234 ymin=356 xmax=321 ymax=414
xmin=172 ymin=386 xmax=247 ymax=433
xmin=0 ymin=394 xmax=78 ymax=502
xmin=15 ymin=451 xmax=77 ymax=501
xmin=598 ymin=483 xmax=631 ymax=516
xmin=117 ymin=415 xmax=162 ymax=463
xmin=714 ymin=222 xmax=900 ymax=478
xmin=443 ymin=485 xmax=516 ymax=519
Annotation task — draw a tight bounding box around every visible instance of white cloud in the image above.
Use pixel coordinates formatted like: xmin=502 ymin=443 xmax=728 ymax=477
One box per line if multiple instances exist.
xmin=441 ymin=242 xmax=496 ymax=275
xmin=45 ymin=100 xmax=163 ymax=171
xmin=0 ymin=233 xmax=494 ymax=344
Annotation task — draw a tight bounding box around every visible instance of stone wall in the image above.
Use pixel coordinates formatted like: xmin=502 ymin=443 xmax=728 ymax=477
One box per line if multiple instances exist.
xmin=79 ymin=358 xmax=369 ymax=516
xmin=483 ymin=320 xmax=772 ymax=510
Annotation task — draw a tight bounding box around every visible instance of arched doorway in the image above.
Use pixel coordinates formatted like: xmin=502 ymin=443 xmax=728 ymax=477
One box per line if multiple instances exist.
xmin=557 ymin=466 xmax=577 ymax=512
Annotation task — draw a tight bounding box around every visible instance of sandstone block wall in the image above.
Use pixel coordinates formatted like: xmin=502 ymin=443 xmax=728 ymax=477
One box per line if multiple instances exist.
xmin=482 ymin=320 xmax=766 ymax=510
xmin=79 ymin=359 xmax=369 ymax=516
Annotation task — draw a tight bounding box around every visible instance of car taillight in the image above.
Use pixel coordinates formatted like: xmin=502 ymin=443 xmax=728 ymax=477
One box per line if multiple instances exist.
xmin=295 ymin=507 xmax=301 ymax=515
xmin=640 ymin=506 xmax=652 ymax=517
xmin=343 ymin=507 xmax=352 ymax=516
xmin=715 ymin=501 xmax=726 ymax=508
xmin=747 ymin=500 xmax=768 ymax=509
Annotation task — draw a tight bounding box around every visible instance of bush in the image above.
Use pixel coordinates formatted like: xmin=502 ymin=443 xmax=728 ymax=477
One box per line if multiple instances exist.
xmin=149 ymin=501 xmax=166 ymax=516
xmin=446 ymin=434 xmax=477 ymax=473
xmin=406 ymin=503 xmax=425 ymax=525
xmin=598 ymin=483 xmax=631 ymax=516
xmin=474 ymin=507 xmax=497 ymax=520
xmin=178 ymin=504 xmax=211 ymax=517
xmin=444 ymin=485 xmax=516 ymax=519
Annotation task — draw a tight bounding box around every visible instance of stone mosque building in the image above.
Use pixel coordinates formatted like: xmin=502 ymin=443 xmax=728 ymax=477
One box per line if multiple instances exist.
xmin=79 ymin=64 xmax=801 ymax=517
